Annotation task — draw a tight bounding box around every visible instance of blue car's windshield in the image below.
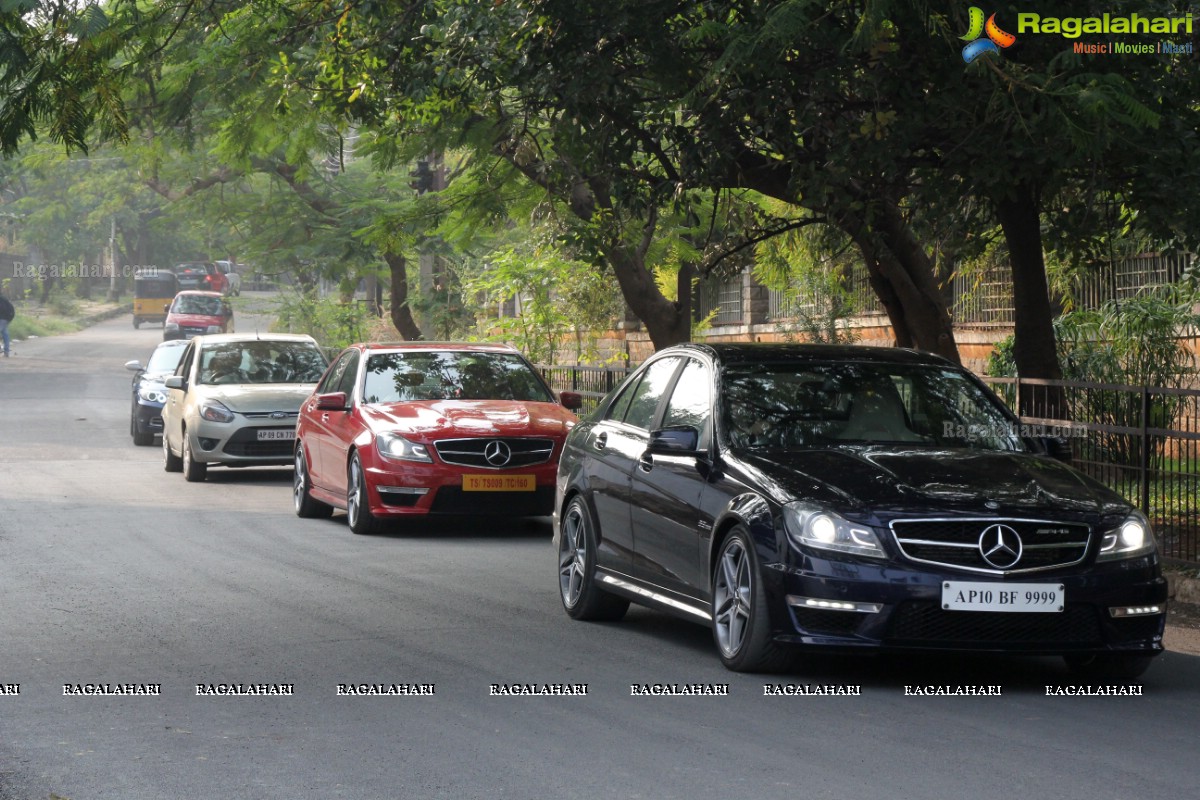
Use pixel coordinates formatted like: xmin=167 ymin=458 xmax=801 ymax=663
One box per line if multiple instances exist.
xmin=721 ymin=362 xmax=1027 ymax=452
xmin=146 ymin=342 xmax=187 ymax=373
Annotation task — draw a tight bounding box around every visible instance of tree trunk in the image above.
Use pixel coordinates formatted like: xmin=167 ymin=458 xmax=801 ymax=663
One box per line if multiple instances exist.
xmin=383 ymin=251 xmax=423 ymax=340
xmin=838 ymin=203 xmax=961 ymax=363
xmin=853 ymin=236 xmax=914 ymax=348
xmin=995 ymin=183 xmax=1066 ymax=418
xmin=606 ymin=246 xmax=691 ymax=350
xmin=732 ymin=156 xmax=960 ymax=362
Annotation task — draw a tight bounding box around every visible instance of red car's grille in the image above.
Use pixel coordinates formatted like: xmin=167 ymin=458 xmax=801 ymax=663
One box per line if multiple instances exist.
xmin=433 ymin=438 xmax=554 ymax=469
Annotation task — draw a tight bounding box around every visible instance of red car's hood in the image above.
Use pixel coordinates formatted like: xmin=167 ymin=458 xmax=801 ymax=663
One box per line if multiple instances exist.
xmin=360 ymin=399 xmax=577 ymax=439
xmin=168 ymin=313 xmax=225 ymax=327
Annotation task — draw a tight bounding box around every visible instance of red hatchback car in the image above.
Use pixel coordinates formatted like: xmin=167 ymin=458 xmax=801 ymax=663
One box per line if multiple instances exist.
xmin=163 ymin=290 xmax=234 ymax=341
xmin=294 ymin=342 xmax=582 ymax=534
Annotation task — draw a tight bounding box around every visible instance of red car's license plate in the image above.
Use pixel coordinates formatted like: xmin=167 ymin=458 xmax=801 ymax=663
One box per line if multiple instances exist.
xmin=462 ymin=475 xmax=535 ymax=492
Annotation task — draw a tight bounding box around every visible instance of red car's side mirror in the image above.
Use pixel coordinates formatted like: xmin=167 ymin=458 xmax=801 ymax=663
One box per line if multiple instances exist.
xmin=560 ymin=391 xmax=583 ymax=411
xmin=315 ymin=392 xmax=349 ymax=411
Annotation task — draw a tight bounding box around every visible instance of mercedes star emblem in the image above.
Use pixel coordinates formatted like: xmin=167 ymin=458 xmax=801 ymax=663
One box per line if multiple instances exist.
xmin=484 ymin=440 xmax=512 ymax=467
xmin=978 ymin=524 xmax=1022 ymax=570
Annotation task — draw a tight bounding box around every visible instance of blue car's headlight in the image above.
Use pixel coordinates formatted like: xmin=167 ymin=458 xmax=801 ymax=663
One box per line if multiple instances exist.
xmin=138 ymin=384 xmax=167 ymax=404
xmin=1097 ymin=513 xmax=1157 ymax=561
xmin=783 ymin=503 xmax=886 ymax=559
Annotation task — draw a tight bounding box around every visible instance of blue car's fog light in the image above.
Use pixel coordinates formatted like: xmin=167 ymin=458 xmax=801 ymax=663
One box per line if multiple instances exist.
xmin=1109 ymin=605 xmax=1164 ymax=618
xmin=787 ymin=595 xmax=883 ymax=614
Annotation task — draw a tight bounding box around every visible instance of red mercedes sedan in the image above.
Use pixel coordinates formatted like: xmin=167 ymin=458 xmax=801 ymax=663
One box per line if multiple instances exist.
xmin=294 ymin=342 xmax=582 ymax=534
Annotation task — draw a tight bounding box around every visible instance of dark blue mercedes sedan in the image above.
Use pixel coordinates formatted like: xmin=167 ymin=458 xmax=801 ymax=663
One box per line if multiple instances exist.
xmin=553 ymin=344 xmax=1166 ymax=676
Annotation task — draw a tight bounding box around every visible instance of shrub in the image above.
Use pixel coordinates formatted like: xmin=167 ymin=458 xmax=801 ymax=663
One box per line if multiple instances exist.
xmin=272 ymin=290 xmax=373 ymax=350
xmin=988 ymin=285 xmax=1200 ymax=468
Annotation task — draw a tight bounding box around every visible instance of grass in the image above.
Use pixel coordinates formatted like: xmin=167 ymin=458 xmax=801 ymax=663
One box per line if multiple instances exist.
xmin=6 ymin=290 xmax=127 ymax=342
xmin=9 ymin=314 xmax=81 ymax=339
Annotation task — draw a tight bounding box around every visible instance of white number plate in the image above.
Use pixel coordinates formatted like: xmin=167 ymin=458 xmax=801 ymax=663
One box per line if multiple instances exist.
xmin=257 ymin=429 xmax=296 ymax=441
xmin=942 ymin=581 xmax=1064 ymax=613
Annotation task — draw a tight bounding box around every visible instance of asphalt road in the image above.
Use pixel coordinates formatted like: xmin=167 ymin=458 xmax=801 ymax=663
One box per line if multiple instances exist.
xmin=1 ymin=313 xmax=1198 ymax=800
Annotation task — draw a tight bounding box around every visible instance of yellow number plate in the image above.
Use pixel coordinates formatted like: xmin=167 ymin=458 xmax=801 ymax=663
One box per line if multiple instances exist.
xmin=462 ymin=474 xmax=536 ymax=492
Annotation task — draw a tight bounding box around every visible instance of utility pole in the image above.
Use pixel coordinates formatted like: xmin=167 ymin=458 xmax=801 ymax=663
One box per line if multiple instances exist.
xmin=107 ymin=218 xmax=118 ymax=301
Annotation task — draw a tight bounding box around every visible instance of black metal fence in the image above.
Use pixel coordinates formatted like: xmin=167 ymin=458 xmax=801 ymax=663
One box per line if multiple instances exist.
xmin=707 ymin=252 xmax=1194 ymax=328
xmin=540 ymin=364 xmax=1200 ymax=565
xmin=539 ymin=364 xmax=630 ymax=414
xmin=982 ymin=377 xmax=1200 ymax=565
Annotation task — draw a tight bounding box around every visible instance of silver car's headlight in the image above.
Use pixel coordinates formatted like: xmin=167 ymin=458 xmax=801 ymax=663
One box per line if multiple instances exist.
xmin=199 ymin=400 xmax=236 ymax=423
xmin=783 ymin=503 xmax=886 ymax=559
xmin=376 ymin=433 xmax=432 ymax=463
xmin=1097 ymin=513 xmax=1156 ymax=561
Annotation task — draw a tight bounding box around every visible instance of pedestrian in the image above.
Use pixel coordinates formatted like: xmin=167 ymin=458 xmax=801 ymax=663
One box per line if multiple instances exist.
xmin=0 ymin=290 xmax=14 ymax=357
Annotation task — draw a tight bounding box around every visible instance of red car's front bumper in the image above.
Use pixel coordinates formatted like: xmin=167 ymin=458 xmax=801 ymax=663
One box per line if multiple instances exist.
xmin=363 ymin=457 xmax=559 ymax=517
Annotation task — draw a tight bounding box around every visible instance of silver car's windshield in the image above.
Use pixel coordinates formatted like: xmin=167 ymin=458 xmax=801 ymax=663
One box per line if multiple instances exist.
xmin=199 ymin=342 xmax=327 ymax=385
xmin=722 ymin=362 xmax=1027 ymax=452
xmin=362 ymin=351 xmax=553 ymax=404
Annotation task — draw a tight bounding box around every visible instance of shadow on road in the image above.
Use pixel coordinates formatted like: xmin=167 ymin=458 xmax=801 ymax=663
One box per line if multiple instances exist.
xmin=597 ymin=604 xmax=1198 ymax=692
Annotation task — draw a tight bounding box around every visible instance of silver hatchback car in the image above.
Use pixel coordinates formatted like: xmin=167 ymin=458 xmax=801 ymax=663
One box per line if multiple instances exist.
xmin=162 ymin=333 xmax=328 ymax=481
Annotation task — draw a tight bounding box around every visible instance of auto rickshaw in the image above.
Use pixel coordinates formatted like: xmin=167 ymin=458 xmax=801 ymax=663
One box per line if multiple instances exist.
xmin=133 ymin=269 xmax=179 ymax=329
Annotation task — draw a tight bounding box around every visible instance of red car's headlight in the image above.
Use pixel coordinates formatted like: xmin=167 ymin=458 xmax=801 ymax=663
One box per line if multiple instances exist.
xmin=376 ymin=433 xmax=432 ymax=463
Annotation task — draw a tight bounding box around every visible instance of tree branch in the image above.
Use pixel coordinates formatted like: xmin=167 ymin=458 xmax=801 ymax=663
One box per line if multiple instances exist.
xmin=702 ymin=216 xmax=826 ymax=276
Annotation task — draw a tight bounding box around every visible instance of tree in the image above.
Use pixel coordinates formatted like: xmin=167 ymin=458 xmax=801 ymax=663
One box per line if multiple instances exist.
xmin=9 ymin=0 xmax=1200 ymax=367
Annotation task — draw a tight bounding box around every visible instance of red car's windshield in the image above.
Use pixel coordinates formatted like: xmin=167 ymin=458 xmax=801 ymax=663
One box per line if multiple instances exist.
xmin=362 ymin=351 xmax=553 ymax=404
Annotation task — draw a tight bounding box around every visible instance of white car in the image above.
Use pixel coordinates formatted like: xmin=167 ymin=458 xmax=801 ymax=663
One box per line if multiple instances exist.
xmin=162 ymin=333 xmax=328 ymax=482
xmin=214 ymin=260 xmax=242 ymax=296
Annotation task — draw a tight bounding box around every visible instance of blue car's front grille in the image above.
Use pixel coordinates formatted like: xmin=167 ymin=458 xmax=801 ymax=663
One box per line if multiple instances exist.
xmin=886 ymin=602 xmax=1103 ymax=646
xmin=890 ymin=519 xmax=1091 ymax=575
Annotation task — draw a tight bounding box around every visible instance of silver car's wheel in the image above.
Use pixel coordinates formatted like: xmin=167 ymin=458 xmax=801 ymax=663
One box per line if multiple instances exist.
xmin=294 ymin=447 xmax=333 ymax=519
xmin=557 ymin=497 xmax=628 ymax=621
xmin=712 ymin=526 xmax=790 ymax=672
xmin=163 ymin=426 xmax=182 ymax=472
xmin=347 ymin=453 xmax=381 ymax=535
xmin=182 ymin=433 xmax=208 ymax=482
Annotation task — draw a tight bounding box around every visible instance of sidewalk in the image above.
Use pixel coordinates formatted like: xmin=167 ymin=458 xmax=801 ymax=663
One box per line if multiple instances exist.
xmin=4 ymin=297 xmax=128 ymax=355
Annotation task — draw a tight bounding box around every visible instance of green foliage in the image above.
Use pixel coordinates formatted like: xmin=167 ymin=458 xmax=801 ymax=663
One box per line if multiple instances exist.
xmin=272 ymin=289 xmax=372 ymax=351
xmin=465 ymin=242 xmax=621 ymax=364
xmin=7 ymin=0 xmax=1200 ymax=367
xmin=1057 ymin=288 xmax=1200 ymax=389
xmin=0 ymin=1 xmax=129 ymax=154
xmin=45 ymin=290 xmax=80 ymax=316
xmin=988 ymin=285 xmax=1200 ymax=468
xmin=8 ymin=312 xmax=79 ymax=340
xmin=990 ymin=286 xmax=1200 ymax=388
xmin=751 ymin=202 xmax=860 ymax=345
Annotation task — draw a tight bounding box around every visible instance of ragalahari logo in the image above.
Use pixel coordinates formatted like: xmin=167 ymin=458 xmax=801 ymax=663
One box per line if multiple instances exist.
xmin=961 ymin=7 xmax=1017 ymax=62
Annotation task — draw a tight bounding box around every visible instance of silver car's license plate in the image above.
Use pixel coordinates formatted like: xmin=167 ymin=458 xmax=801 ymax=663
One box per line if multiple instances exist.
xmin=257 ymin=429 xmax=296 ymax=441
xmin=942 ymin=581 xmax=1064 ymax=612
